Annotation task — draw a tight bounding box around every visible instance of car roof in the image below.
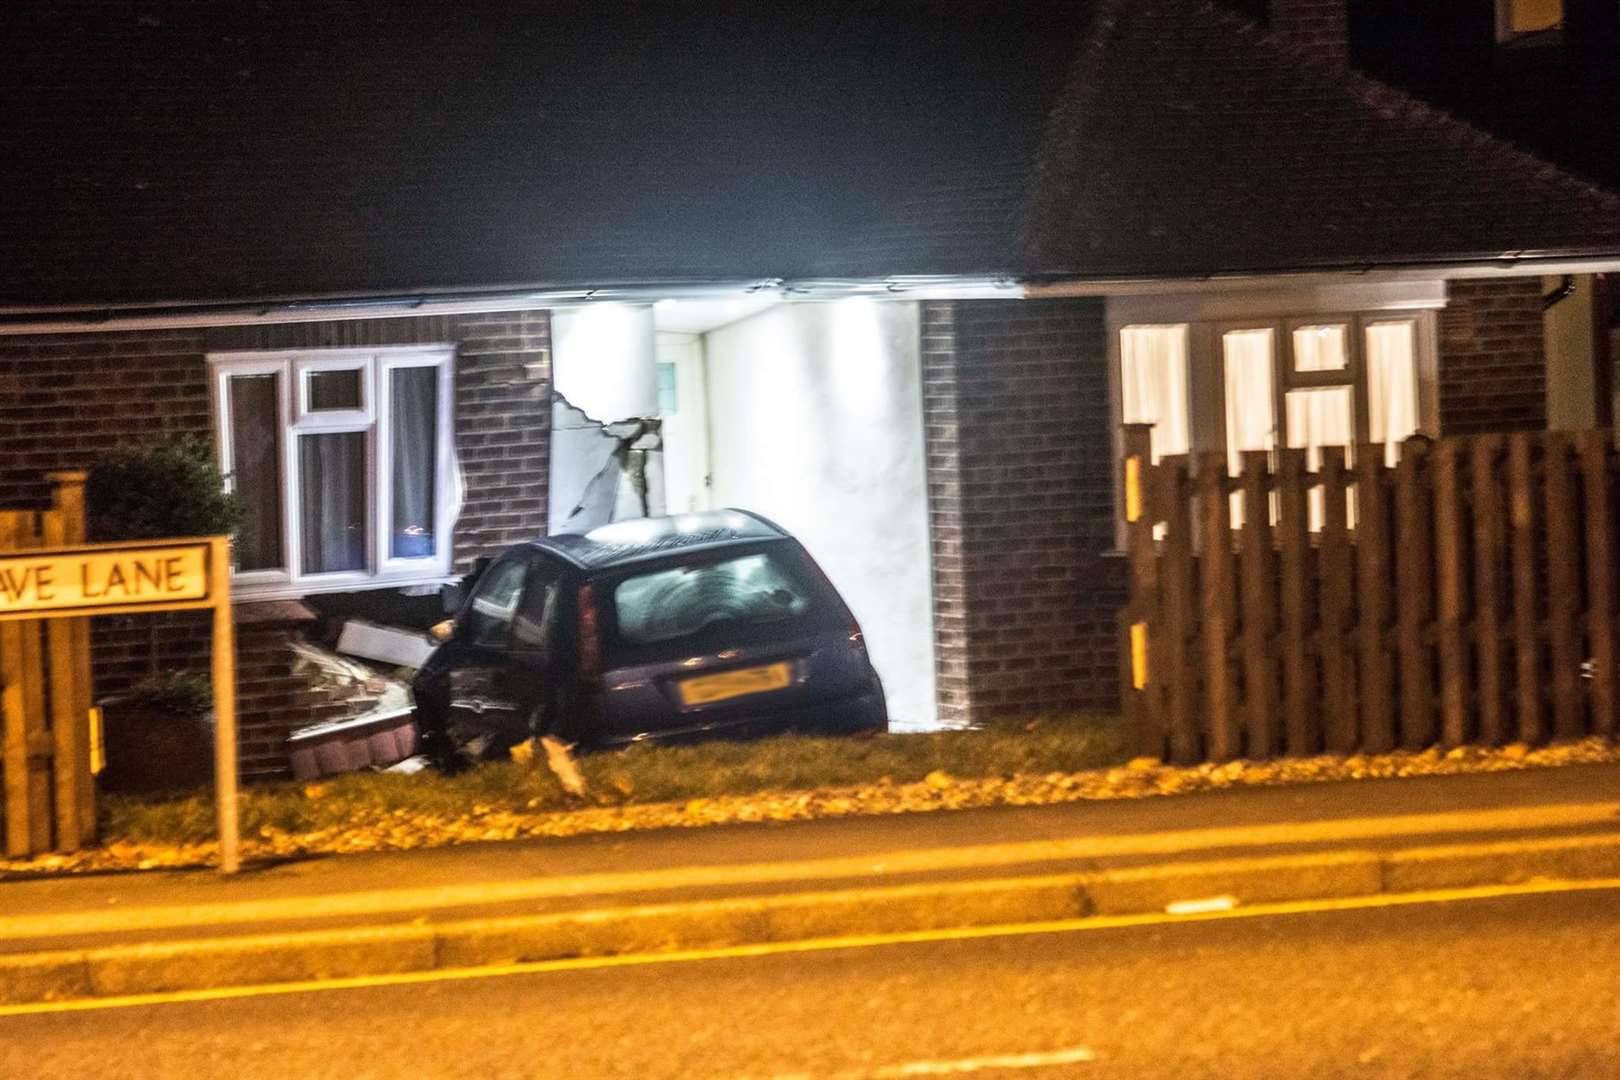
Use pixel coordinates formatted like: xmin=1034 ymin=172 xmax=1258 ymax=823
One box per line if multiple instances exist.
xmin=527 ymin=509 xmax=790 ymax=571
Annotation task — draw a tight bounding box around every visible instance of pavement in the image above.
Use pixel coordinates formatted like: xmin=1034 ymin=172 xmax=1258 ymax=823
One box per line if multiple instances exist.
xmin=7 ymin=886 xmax=1619 ymax=1079
xmin=2 ymin=762 xmax=1619 ymax=1007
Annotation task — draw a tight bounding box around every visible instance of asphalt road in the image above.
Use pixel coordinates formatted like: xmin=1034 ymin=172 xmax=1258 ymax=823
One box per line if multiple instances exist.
xmin=5 ymin=887 xmax=1618 ymax=1080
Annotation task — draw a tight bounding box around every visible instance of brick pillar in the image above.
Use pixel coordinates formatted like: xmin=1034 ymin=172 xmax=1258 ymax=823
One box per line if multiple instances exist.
xmin=450 ymin=310 xmax=553 ymax=567
xmin=921 ymin=298 xmax=1125 ymax=727
xmin=1439 ymin=278 xmax=1548 ymax=436
xmin=1269 ymin=0 xmax=1350 ymax=67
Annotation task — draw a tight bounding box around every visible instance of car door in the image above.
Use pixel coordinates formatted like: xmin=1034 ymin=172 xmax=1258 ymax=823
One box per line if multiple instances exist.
xmin=440 ymin=551 xmax=535 ymax=748
xmin=492 ymin=555 xmax=568 ymax=738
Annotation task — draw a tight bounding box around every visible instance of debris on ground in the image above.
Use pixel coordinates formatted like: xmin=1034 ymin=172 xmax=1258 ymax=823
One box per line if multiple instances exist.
xmin=541 ymin=736 xmax=590 ymax=799
xmin=5 ymin=733 xmax=1619 ymax=878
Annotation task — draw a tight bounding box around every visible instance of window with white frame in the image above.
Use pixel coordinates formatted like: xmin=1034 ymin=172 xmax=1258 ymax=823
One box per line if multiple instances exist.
xmin=208 ymin=347 xmax=459 ymax=595
xmin=1115 ymin=298 xmax=1436 ymax=531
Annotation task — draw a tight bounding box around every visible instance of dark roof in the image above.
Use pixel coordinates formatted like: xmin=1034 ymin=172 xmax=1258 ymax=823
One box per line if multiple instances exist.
xmin=1028 ymin=0 xmax=1620 ymax=278
xmin=536 ymin=510 xmax=788 ymax=570
xmin=0 ymin=1 xmax=1086 ymax=308
xmin=4 ymin=0 xmax=1620 ymax=310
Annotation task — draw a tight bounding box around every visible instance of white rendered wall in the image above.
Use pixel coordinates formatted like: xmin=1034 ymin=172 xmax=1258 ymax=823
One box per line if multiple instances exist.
xmin=552 ymin=304 xmax=658 ymax=423
xmin=702 ymin=299 xmax=937 ymax=729
xmin=549 ymin=303 xmax=663 ymax=533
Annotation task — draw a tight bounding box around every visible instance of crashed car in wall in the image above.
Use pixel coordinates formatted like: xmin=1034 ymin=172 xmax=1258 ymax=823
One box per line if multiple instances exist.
xmin=411 ymin=509 xmax=888 ymax=770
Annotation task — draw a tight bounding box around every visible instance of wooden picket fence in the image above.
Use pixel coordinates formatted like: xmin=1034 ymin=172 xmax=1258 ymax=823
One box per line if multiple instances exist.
xmin=0 ymin=472 xmax=96 ymax=856
xmin=1119 ymin=425 xmax=1618 ymax=764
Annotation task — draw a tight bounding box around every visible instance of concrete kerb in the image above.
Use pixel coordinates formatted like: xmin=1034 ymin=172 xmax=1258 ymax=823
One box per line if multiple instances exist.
xmin=4 ymin=833 xmax=1620 ymax=1007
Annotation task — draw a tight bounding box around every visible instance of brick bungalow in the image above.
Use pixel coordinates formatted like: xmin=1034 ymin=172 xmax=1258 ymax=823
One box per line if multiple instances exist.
xmin=3 ymin=0 xmax=1619 ymax=777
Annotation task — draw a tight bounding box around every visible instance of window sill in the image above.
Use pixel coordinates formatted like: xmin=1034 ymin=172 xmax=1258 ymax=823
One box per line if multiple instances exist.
xmin=228 ymin=571 xmax=459 ymax=604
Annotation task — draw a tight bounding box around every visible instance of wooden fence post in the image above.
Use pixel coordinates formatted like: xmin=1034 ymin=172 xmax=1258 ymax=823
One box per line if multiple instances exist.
xmin=1542 ymin=435 xmax=1584 ymax=740
xmin=1318 ymin=447 xmax=1357 ymax=753
xmin=1356 ymin=446 xmax=1395 ymax=753
xmin=1121 ymin=425 xmax=1162 ymax=759
xmin=210 ymin=536 xmax=240 ymax=874
xmin=1276 ymin=449 xmax=1316 ymax=755
xmin=1580 ymin=430 xmax=1616 ymax=739
xmin=1197 ymin=454 xmax=1238 ymax=762
xmin=1508 ymin=434 xmax=1544 ymax=744
xmin=1432 ymin=438 xmax=1471 ymax=747
xmin=40 ymin=500 xmax=81 ymax=853
xmin=1472 ymin=435 xmax=1508 ymax=745
xmin=0 ymin=514 xmax=27 ymax=857
xmin=1159 ymin=456 xmax=1199 ymax=765
xmin=1239 ymin=451 xmax=1277 ymax=759
xmin=1395 ymin=439 xmax=1436 ymax=749
xmin=47 ymin=472 xmax=95 ymax=843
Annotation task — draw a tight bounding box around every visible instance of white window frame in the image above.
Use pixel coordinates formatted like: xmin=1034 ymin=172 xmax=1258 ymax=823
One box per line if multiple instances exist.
xmin=1107 ymin=281 xmax=1445 ymax=545
xmin=208 ymin=345 xmax=460 ymax=599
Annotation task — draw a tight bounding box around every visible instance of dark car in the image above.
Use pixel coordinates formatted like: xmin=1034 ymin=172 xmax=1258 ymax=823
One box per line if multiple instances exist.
xmin=412 ymin=510 xmax=887 ymax=769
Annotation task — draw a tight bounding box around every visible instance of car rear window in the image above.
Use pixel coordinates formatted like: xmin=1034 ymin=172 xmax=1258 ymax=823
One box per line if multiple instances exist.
xmin=610 ymin=550 xmax=818 ymax=646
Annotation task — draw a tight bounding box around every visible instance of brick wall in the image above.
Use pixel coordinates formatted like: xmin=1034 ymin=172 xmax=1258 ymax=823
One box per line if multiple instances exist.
xmin=447 ymin=311 xmax=552 ymax=570
xmin=0 ymin=308 xmax=552 ymax=778
xmin=1267 ymin=0 xmax=1350 ymax=67
xmin=921 ymin=297 xmax=1124 ymax=727
xmin=1438 ymin=278 xmax=1548 ymax=435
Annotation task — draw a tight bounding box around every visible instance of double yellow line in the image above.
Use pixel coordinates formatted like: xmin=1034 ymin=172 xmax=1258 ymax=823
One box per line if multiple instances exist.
xmin=4 ymin=875 xmax=1617 ymax=1018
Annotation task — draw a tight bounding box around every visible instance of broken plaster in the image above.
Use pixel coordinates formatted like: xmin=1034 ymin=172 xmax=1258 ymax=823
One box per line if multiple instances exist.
xmin=552 ymin=389 xmax=665 ymax=533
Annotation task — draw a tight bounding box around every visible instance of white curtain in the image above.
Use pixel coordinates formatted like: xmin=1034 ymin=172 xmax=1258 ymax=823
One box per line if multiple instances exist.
xmin=1366 ymin=320 xmax=1420 ymax=466
xmin=1222 ymin=328 xmax=1276 ymax=470
xmin=299 ymin=432 xmax=367 ymax=573
xmin=1286 ymin=386 xmax=1354 ymax=530
xmin=1292 ymin=324 xmax=1349 ymax=372
xmin=390 ymin=366 xmax=439 ymax=559
xmin=1120 ymin=325 xmax=1191 ymax=462
xmin=1222 ymin=329 xmax=1275 ymax=526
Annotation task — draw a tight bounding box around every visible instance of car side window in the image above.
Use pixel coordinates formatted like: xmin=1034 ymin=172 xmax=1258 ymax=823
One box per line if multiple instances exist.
xmin=460 ymin=554 xmax=530 ymax=648
xmin=511 ymin=559 xmax=564 ymax=654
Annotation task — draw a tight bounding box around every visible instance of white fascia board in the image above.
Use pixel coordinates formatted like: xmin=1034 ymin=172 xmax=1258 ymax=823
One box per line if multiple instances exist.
xmin=0 ymin=277 xmax=1023 ymax=336
xmin=1105 ymin=279 xmax=1449 ymax=327
xmin=1032 ymin=255 xmax=1620 ymax=304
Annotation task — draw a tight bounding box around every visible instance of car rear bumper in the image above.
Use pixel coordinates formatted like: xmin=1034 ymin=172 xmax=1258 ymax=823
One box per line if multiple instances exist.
xmin=597 ymin=687 xmax=888 ymax=748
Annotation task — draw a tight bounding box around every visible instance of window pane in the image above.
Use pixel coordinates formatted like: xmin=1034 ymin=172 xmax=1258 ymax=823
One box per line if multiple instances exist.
xmin=308 ymin=369 xmax=362 ymax=411
xmin=1367 ymin=321 xmax=1420 ymax=466
xmin=228 ymin=374 xmax=284 ymax=572
xmin=1292 ymin=324 xmax=1349 ymax=372
xmin=612 ymin=552 xmax=814 ymax=646
xmin=1286 ymin=386 xmax=1355 ymax=531
xmin=656 ymin=362 xmax=679 ymax=416
xmin=1120 ymin=325 xmax=1190 ymax=462
xmin=299 ymin=432 xmax=367 ymax=573
xmin=463 ymin=556 xmax=529 ymax=648
xmin=1223 ymin=329 xmax=1276 ymax=527
xmin=389 ymin=366 xmax=438 ymax=559
xmin=1222 ymin=329 xmax=1276 ymax=466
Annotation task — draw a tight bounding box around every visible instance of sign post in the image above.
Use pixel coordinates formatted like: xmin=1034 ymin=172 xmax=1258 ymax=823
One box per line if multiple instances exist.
xmin=0 ymin=535 xmax=239 ymax=872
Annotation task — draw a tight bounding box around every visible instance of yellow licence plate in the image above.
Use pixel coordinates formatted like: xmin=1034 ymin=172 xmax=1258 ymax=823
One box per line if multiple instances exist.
xmin=677 ymin=662 xmax=793 ymax=707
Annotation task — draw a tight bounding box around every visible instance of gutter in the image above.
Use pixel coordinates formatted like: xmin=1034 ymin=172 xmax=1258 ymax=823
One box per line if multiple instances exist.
xmin=0 ymin=276 xmax=1020 ymax=336
xmin=1022 ymin=251 xmax=1620 ymax=299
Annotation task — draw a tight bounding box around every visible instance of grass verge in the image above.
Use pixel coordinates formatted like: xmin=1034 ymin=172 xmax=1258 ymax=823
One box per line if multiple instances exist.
xmin=102 ymin=712 xmax=1132 ymax=848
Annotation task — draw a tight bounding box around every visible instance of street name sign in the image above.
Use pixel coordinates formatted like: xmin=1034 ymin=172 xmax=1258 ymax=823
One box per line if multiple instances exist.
xmin=0 ymin=542 xmax=210 ymax=619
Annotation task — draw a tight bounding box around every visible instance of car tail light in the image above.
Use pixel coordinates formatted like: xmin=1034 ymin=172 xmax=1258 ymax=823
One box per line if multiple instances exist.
xmin=577 ymin=583 xmax=602 ymax=679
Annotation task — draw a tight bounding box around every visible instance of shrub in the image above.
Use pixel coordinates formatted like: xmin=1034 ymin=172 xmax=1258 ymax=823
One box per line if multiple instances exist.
xmin=123 ymin=671 xmax=214 ymax=723
xmin=86 ymin=435 xmax=246 ymax=543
